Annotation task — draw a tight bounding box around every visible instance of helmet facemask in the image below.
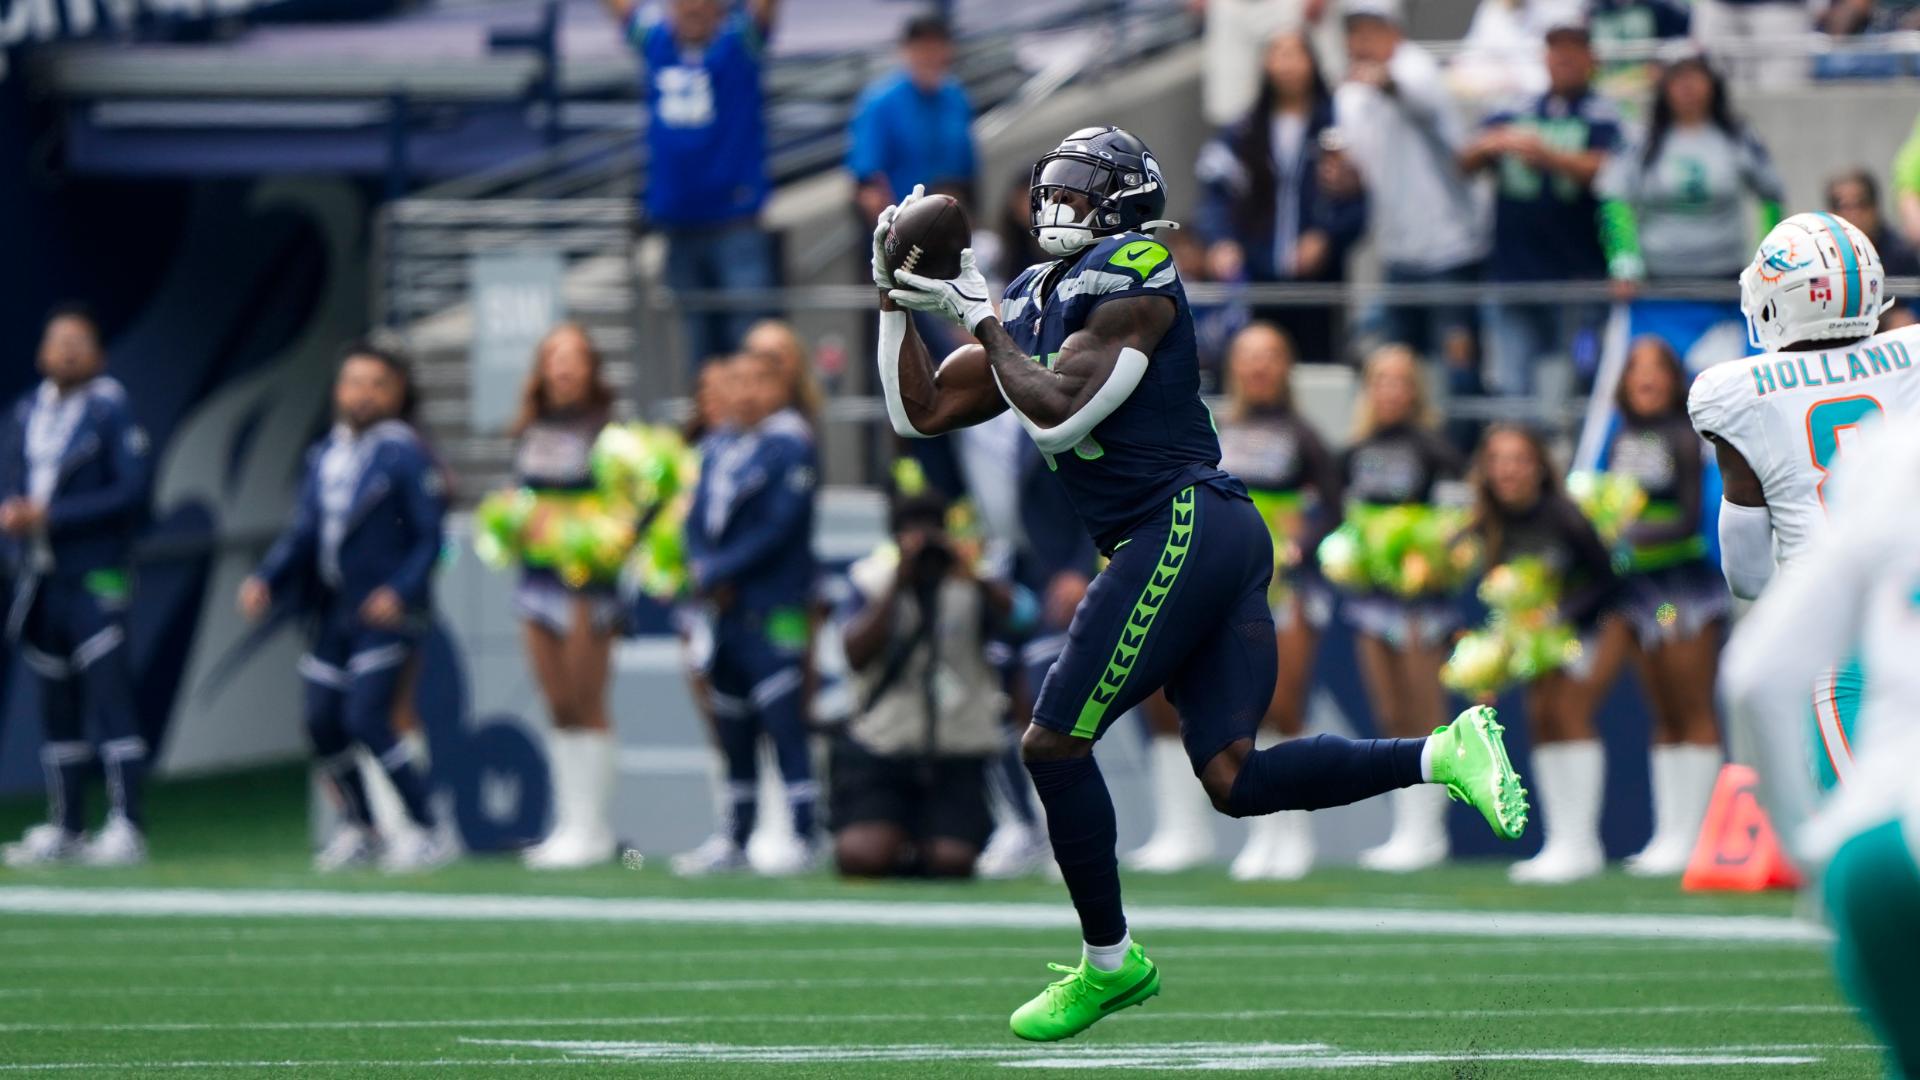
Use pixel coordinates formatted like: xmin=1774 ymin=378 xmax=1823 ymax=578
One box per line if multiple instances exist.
xmin=1029 ymin=154 xmax=1123 ymax=258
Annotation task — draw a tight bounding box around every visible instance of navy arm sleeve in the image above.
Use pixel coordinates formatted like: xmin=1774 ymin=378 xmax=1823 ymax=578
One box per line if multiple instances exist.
xmin=384 ymin=447 xmax=449 ymax=608
xmin=44 ymin=405 xmax=152 ymax=537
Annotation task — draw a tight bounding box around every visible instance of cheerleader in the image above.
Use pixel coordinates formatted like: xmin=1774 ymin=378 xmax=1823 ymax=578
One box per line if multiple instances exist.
xmin=1214 ymin=323 xmax=1342 ymax=880
xmin=510 ymin=323 xmax=622 ymax=869
xmin=1338 ymin=344 xmax=1465 ymax=872
xmin=1593 ymin=337 xmax=1729 ymax=877
xmin=1468 ymin=425 xmax=1619 ymax=884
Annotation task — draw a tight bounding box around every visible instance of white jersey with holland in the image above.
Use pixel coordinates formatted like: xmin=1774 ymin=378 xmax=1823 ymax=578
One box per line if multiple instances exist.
xmin=1686 ymin=321 xmax=1920 ymax=568
xmin=1730 ymin=422 xmax=1920 ymax=862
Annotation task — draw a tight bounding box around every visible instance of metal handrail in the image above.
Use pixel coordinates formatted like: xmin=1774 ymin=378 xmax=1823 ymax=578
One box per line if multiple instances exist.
xmin=642 ymin=276 xmax=1920 ymax=312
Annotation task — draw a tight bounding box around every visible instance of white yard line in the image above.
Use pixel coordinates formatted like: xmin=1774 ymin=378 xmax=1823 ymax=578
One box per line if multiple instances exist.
xmin=0 ymin=886 xmax=1831 ymax=943
xmin=0 ymin=967 xmax=1835 ymax=1000
xmin=0 ymin=937 xmax=1822 ymax=971
xmin=0 ymin=1042 xmax=1876 ymax=1073
xmin=0 ymin=1004 xmax=1852 ymax=1036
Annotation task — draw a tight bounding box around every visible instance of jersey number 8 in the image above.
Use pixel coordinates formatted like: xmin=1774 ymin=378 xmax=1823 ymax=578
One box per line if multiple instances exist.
xmin=1805 ymin=395 xmax=1883 ymax=508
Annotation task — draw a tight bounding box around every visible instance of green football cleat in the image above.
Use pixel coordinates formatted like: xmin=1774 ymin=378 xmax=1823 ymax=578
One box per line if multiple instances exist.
xmin=1009 ymin=942 xmax=1161 ymax=1041
xmin=1428 ymin=705 xmax=1530 ymax=841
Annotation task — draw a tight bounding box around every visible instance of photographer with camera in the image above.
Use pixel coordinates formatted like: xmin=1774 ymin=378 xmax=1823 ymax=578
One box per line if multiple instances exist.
xmin=832 ymin=492 xmax=1026 ymax=879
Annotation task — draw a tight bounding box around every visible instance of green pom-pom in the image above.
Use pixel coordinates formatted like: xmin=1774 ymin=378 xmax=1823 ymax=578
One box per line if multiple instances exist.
xmin=1442 ymin=630 xmax=1512 ymax=697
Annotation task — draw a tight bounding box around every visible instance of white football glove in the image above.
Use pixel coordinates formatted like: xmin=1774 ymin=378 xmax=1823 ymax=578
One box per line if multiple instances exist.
xmin=889 ymin=249 xmax=996 ymax=335
xmin=870 ymin=183 xmax=925 ymax=291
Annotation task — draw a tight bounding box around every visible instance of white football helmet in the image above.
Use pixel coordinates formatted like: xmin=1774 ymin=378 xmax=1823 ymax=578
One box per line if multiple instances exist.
xmin=1740 ymin=212 xmax=1891 ymax=350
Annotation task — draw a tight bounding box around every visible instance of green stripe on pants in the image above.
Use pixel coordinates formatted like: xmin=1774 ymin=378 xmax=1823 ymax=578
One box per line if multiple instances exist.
xmin=1072 ymin=486 xmax=1195 ymax=738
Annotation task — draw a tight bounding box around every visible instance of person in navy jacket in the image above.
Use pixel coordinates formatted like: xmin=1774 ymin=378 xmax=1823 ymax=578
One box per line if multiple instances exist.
xmin=238 ymin=345 xmax=453 ymax=873
xmin=672 ymin=349 xmax=818 ymax=876
xmin=0 ymin=305 xmax=154 ymax=868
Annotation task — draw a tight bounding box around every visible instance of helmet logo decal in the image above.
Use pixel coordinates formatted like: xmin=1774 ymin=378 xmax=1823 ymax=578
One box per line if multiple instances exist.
xmin=1756 ymin=237 xmax=1809 ymax=284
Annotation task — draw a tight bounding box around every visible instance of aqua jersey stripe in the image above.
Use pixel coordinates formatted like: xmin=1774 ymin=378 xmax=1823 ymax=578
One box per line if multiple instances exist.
xmin=1072 ymin=486 xmax=1196 ymax=738
xmin=1814 ymin=211 xmax=1863 ymax=319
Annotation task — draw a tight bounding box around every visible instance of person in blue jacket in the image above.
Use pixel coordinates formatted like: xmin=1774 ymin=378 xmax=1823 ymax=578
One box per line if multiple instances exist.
xmin=238 ymin=344 xmax=453 ymax=873
xmin=672 ymin=348 xmax=819 ymax=876
xmin=0 ymin=305 xmax=154 ymax=868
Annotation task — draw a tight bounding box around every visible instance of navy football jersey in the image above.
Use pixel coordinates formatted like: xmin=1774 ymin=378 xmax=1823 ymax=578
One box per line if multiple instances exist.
xmin=999 ymin=232 xmax=1241 ymax=550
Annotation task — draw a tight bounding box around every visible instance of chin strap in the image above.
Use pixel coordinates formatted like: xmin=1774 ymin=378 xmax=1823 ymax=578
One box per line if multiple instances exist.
xmin=1140 ymin=219 xmax=1181 ymax=232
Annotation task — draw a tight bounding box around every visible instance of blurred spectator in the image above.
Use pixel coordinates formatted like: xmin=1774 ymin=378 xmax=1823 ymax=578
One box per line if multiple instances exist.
xmin=1598 ymin=54 xmax=1782 ymax=369
xmin=742 ymin=318 xmax=826 ymax=427
xmin=1827 ymin=168 xmax=1920 ymax=278
xmin=1459 ymin=16 xmax=1619 ymax=396
xmin=1589 ymin=0 xmax=1690 ymax=43
xmin=1827 ymin=167 xmax=1920 ymax=330
xmin=1214 ymin=322 xmax=1342 ymax=881
xmin=0 ymin=306 xmax=153 ymax=869
xmin=1814 ymin=0 xmax=1920 ymax=76
xmin=1449 ymin=0 xmax=1555 ymax=103
xmin=848 ymin=15 xmax=977 ymax=226
xmin=1335 ymin=0 xmax=1487 ymax=371
xmin=1690 ymin=0 xmax=1810 ymax=82
xmin=1818 ymin=0 xmax=1920 ymax=35
xmin=240 ymin=344 xmax=453 ymax=873
xmin=1166 ymin=228 xmax=1251 ymax=388
xmin=1199 ymin=0 xmax=1329 ymax=127
xmin=832 ymin=492 xmax=1018 ymax=878
xmin=1587 ymin=0 xmax=1689 ymax=101
xmin=1195 ymin=30 xmax=1365 ymax=365
xmin=509 ymin=324 xmax=621 ymax=871
xmin=605 ymin=0 xmax=781 ymax=372
xmin=1895 ymin=114 xmax=1920 ymax=248
xmin=674 ymin=348 xmax=819 ymax=877
xmin=1466 ymin=424 xmax=1618 ymax=885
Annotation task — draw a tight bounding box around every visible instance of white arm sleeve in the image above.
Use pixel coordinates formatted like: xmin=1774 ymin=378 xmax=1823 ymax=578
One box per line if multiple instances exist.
xmin=875 ymin=309 xmax=929 ymax=439
xmin=1716 ymin=500 xmax=1776 ymax=601
xmin=990 ymin=346 xmax=1149 ymax=456
xmin=1721 ymin=520 xmax=1868 ymax=857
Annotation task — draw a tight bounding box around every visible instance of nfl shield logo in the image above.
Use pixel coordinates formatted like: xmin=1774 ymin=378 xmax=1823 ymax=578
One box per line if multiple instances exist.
xmin=1808 ymin=277 xmax=1833 ymax=304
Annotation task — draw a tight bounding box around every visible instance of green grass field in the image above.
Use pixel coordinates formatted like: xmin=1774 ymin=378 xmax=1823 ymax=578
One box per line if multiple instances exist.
xmin=0 ymin=769 xmax=1880 ymax=1078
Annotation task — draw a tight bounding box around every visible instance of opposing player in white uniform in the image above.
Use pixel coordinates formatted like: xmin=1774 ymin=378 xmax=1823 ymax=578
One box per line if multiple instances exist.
xmin=1720 ymin=421 xmax=1920 ymax=1080
xmin=1686 ymin=211 xmax=1912 ymax=789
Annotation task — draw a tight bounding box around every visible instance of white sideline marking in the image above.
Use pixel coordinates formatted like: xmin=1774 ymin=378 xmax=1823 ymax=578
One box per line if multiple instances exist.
xmin=0 ymin=886 xmax=1831 ymax=943
xmin=0 ymin=968 xmax=1833 ymax=1000
xmin=0 ymin=937 xmax=1824 ymax=971
xmin=0 ymin=1044 xmax=1876 ymax=1074
xmin=458 ymin=1039 xmax=1843 ymax=1070
xmin=0 ymin=1004 xmax=1852 ymax=1036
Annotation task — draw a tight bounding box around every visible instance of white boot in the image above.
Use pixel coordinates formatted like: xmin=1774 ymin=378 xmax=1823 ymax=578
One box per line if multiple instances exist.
xmin=531 ymin=730 xmax=618 ymax=870
xmin=1627 ymin=744 xmax=1719 ymax=877
xmin=1358 ymin=784 xmax=1450 ymax=872
xmin=1124 ymin=734 xmax=1215 ymax=872
xmin=1510 ymin=740 xmax=1606 ymax=885
xmin=1625 ymin=743 xmax=1676 ymax=874
xmin=1229 ymin=733 xmax=1315 ymax=881
xmin=78 ymin=815 xmax=148 ymax=868
xmin=1230 ymin=815 xmax=1280 ymax=881
xmin=976 ymin=822 xmax=1049 ymax=879
xmin=523 ymin=728 xmax=575 ymax=867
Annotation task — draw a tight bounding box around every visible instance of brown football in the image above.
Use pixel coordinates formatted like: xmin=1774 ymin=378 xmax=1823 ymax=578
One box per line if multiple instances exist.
xmin=935 ymin=343 xmax=989 ymax=391
xmin=884 ymin=194 xmax=970 ymax=281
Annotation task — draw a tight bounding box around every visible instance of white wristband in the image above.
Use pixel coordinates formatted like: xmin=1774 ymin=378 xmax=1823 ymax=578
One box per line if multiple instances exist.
xmin=876 ymin=310 xmax=929 ymax=439
xmin=993 ymin=346 xmax=1149 ymax=455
